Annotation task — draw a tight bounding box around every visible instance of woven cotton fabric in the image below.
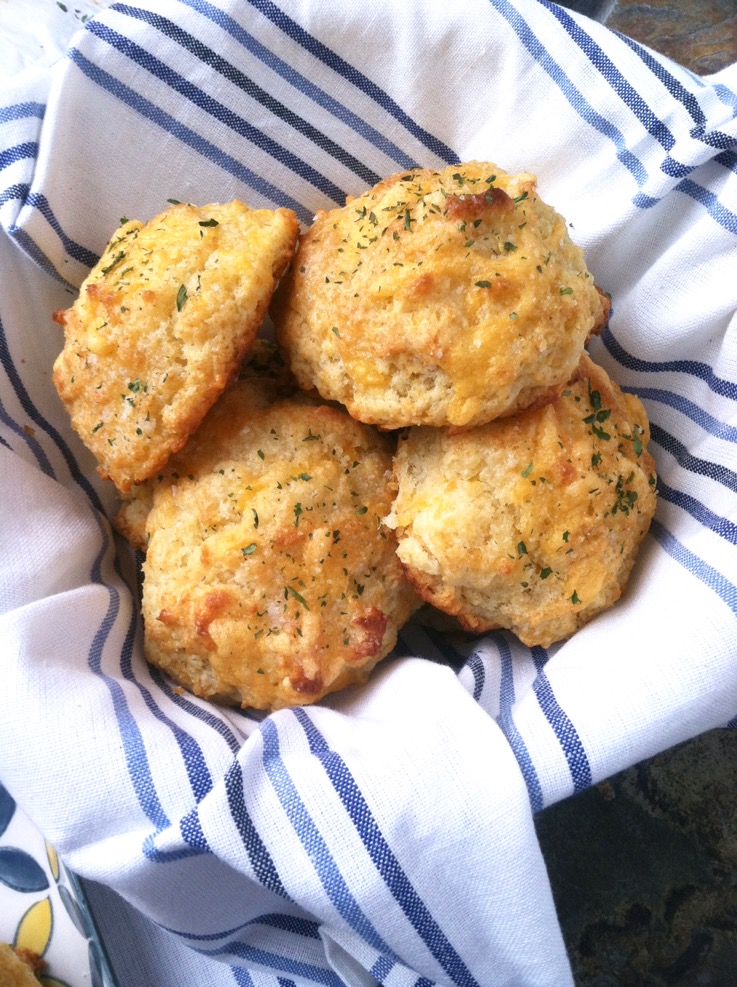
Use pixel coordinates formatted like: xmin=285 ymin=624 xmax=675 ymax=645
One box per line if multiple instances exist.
xmin=0 ymin=1 xmax=735 ymax=984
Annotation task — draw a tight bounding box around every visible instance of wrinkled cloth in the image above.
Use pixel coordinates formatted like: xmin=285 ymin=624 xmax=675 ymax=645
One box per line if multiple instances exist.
xmin=0 ymin=1 xmax=735 ymax=984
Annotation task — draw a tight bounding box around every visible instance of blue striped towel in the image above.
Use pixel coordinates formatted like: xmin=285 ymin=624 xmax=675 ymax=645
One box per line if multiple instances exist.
xmin=0 ymin=1 xmax=735 ymax=984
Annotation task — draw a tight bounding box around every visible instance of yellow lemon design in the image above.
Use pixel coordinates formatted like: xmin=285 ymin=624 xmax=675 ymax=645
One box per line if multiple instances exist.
xmin=45 ymin=841 xmax=60 ymax=883
xmin=15 ymin=895 xmax=52 ymax=956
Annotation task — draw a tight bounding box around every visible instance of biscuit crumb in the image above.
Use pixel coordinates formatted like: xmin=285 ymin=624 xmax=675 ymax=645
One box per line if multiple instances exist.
xmin=0 ymin=943 xmax=45 ymax=985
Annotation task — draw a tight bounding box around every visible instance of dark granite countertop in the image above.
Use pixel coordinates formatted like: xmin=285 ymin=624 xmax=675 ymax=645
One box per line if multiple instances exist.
xmin=537 ymin=730 xmax=737 ymax=984
xmin=562 ymin=0 xmax=736 ymax=74
xmin=538 ymin=10 xmax=735 ymax=983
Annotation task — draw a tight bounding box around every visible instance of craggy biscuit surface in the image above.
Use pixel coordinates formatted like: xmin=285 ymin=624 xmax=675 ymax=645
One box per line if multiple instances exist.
xmin=114 ymin=480 xmax=154 ymax=553
xmin=52 ymin=200 xmax=298 ymax=491
xmin=141 ymin=379 xmax=419 ymax=711
xmin=273 ymin=162 xmax=608 ymax=429
xmin=386 ymin=354 xmax=657 ymax=647
xmin=113 ymin=340 xmax=300 ymax=552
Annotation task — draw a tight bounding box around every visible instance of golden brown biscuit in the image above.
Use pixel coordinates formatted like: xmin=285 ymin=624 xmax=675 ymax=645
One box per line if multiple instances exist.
xmin=386 ymin=354 xmax=657 ymax=648
xmin=114 ymin=340 xmax=298 ymax=552
xmin=140 ymin=378 xmax=419 ymax=710
xmin=53 ymin=200 xmax=298 ymax=491
xmin=273 ymin=162 xmax=608 ymax=430
xmin=0 ymin=943 xmax=44 ymax=986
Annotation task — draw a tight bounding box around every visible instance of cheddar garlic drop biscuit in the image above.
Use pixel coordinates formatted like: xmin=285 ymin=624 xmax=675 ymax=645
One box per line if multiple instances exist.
xmin=386 ymin=355 xmax=657 ymax=648
xmin=141 ymin=378 xmax=419 ymax=711
xmin=273 ymin=162 xmax=609 ymax=430
xmin=52 ymin=200 xmax=298 ymax=491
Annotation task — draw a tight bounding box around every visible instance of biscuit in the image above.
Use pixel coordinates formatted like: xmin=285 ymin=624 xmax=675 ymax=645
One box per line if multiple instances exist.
xmin=386 ymin=354 xmax=657 ymax=647
xmin=273 ymin=162 xmax=608 ymax=430
xmin=0 ymin=943 xmax=44 ymax=986
xmin=140 ymin=378 xmax=419 ymax=710
xmin=52 ymin=200 xmax=298 ymax=491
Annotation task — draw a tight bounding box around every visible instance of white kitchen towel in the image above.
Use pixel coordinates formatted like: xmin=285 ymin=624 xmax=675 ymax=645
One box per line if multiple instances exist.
xmin=0 ymin=1 xmax=735 ymax=985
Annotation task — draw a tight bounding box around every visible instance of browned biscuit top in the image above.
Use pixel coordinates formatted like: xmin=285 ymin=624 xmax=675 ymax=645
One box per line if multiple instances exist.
xmin=274 ymin=161 xmax=608 ymax=430
xmin=386 ymin=354 xmax=657 ymax=648
xmin=52 ymin=200 xmax=298 ymax=491
xmin=141 ymin=378 xmax=419 ymax=710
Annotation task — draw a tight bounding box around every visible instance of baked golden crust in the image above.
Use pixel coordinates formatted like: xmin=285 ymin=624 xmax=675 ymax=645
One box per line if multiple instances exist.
xmin=140 ymin=378 xmax=419 ymax=710
xmin=0 ymin=943 xmax=44 ymax=986
xmin=273 ymin=162 xmax=608 ymax=430
xmin=113 ymin=339 xmax=299 ymax=552
xmin=52 ymin=200 xmax=298 ymax=492
xmin=113 ymin=338 xmax=300 ymax=552
xmin=386 ymin=354 xmax=657 ymax=648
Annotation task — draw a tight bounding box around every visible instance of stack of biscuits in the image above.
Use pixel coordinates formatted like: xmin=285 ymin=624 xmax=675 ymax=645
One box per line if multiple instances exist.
xmin=52 ymin=162 xmax=657 ymax=711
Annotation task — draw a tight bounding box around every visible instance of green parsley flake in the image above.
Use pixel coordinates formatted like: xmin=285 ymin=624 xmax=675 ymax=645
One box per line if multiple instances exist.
xmin=287 ymin=584 xmax=310 ymax=609
xmin=612 ymin=475 xmax=639 ymax=516
xmin=101 ymin=251 xmax=125 ymax=276
xmin=632 ymin=426 xmax=644 ymax=457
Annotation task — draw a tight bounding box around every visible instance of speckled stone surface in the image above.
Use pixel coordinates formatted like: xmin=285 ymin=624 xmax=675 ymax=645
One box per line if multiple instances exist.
xmin=606 ymin=0 xmax=737 ymax=74
xmin=536 ymin=729 xmax=737 ymax=984
xmin=562 ymin=0 xmax=737 ymax=73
